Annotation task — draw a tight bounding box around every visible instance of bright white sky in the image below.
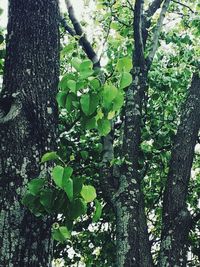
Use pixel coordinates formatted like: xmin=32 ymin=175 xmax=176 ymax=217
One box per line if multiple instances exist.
xmin=0 ymin=0 xmax=84 ymax=28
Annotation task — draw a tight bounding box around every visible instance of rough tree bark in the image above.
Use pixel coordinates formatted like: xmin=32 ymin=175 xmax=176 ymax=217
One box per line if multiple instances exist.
xmin=0 ymin=1 xmax=59 ymax=266
xmin=159 ymin=73 xmax=200 ymax=267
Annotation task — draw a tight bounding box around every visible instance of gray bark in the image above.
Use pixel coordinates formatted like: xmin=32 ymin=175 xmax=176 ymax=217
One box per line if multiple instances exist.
xmin=159 ymin=73 xmax=200 ymax=267
xmin=0 ymin=0 xmax=60 ymax=266
xmin=113 ymin=68 xmax=154 ymax=267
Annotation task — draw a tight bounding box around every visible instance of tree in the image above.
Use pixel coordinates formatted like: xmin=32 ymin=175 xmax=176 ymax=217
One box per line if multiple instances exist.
xmin=55 ymin=1 xmax=200 ymax=266
xmin=1 ymin=0 xmax=200 ymax=267
xmin=0 ymin=0 xmax=59 ymax=266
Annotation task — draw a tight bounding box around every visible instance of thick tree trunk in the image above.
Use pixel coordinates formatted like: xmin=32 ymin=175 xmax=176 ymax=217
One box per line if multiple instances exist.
xmin=159 ymin=73 xmax=200 ymax=267
xmin=113 ymin=68 xmax=153 ymax=267
xmin=0 ymin=1 xmax=59 ymax=266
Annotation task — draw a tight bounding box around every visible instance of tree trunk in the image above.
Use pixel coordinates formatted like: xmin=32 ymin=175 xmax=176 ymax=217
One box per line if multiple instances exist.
xmin=0 ymin=1 xmax=59 ymax=266
xmin=159 ymin=73 xmax=200 ymax=267
xmin=113 ymin=68 xmax=154 ymax=267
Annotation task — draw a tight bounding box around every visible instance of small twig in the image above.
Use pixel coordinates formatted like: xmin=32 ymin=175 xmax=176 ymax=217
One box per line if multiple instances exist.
xmin=127 ymin=0 xmax=135 ymax=12
xmin=171 ymin=0 xmax=195 ymax=13
xmin=112 ymin=14 xmax=130 ymax=27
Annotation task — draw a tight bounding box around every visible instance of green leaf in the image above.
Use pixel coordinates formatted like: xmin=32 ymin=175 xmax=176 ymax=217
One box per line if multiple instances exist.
xmin=71 ymin=57 xmax=81 ymax=71
xmin=85 ymin=117 xmax=97 ymax=130
xmin=56 ymin=92 xmax=67 ymax=107
xmin=40 ymin=189 xmax=53 ymax=212
xmin=119 ymin=72 xmax=132 ymax=89
xmin=79 ymin=59 xmax=93 ymax=71
xmin=59 ymin=226 xmax=71 ymax=239
xmin=52 ymin=166 xmax=64 ymax=188
xmin=81 ymin=185 xmax=97 ymax=203
xmin=97 ymin=118 xmax=111 ymax=136
xmin=73 ymin=177 xmax=84 ymax=196
xmin=76 ymin=80 xmax=85 ymax=91
xmin=41 ymin=151 xmax=58 ymax=163
xmin=22 ymin=193 xmax=36 ymax=207
xmin=71 ymin=198 xmax=87 ymax=219
xmin=80 ymin=151 xmax=89 ymax=160
xmin=92 ymin=199 xmax=102 ymax=222
xmin=113 ymin=91 xmax=124 ymax=111
xmin=63 ymin=166 xmax=73 ymax=180
xmin=62 ymin=43 xmax=74 ymax=54
xmin=80 ymin=94 xmax=98 ymax=116
xmin=52 ymin=226 xmax=70 ymax=242
xmin=59 ymin=75 xmax=73 ymax=91
xmin=65 ymin=93 xmax=77 ymax=112
xmin=28 ymin=178 xmax=45 ymax=196
xmin=103 ymin=84 xmax=118 ymax=109
xmin=89 ymin=78 xmax=101 ymax=90
xmin=80 ymin=94 xmax=90 ymax=115
xmin=116 ymin=57 xmax=132 ymax=72
xmin=63 ymin=178 xmax=73 ymax=202
xmin=67 ymin=80 xmax=76 ymax=92
xmin=80 ymin=70 xmax=94 ymax=79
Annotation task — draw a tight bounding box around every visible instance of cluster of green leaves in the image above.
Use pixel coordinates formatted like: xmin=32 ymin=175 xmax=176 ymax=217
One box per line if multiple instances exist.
xmin=57 ymin=56 xmax=132 ymax=136
xmin=22 ymin=151 xmax=101 ymax=242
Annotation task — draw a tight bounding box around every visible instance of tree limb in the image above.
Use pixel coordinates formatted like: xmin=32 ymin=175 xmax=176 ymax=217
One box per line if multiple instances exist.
xmin=159 ymin=72 xmax=200 ymax=266
xmin=60 ymin=16 xmax=76 ymax=37
xmin=133 ymin=0 xmax=145 ymax=69
xmin=146 ymin=0 xmax=171 ymax=68
xmin=65 ymin=0 xmax=100 ymax=68
xmin=172 ymin=0 xmax=195 ymax=13
xmin=142 ymin=0 xmax=163 ymax=46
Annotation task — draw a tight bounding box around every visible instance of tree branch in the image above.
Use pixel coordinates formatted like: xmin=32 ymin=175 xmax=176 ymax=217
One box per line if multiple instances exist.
xmin=146 ymin=0 xmax=171 ymax=68
xmin=159 ymin=72 xmax=200 ymax=266
xmin=60 ymin=16 xmax=76 ymax=37
xmin=142 ymin=0 xmax=163 ymax=46
xmin=65 ymin=0 xmax=100 ymax=68
xmin=133 ymin=0 xmax=145 ymax=69
xmin=172 ymin=0 xmax=195 ymax=13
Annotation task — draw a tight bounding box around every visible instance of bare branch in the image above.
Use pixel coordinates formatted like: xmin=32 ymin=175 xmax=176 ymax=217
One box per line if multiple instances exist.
xmin=146 ymin=0 xmax=171 ymax=68
xmin=65 ymin=0 xmax=100 ymax=67
xmin=172 ymin=0 xmax=195 ymax=13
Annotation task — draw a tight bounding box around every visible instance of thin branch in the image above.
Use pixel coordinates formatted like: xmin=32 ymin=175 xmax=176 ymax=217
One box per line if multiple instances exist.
xmin=60 ymin=16 xmax=76 ymax=36
xmin=112 ymin=13 xmax=130 ymax=27
xmin=133 ymin=0 xmax=145 ymax=69
xmin=127 ymin=0 xmax=135 ymax=12
xmin=65 ymin=0 xmax=100 ymax=68
xmin=172 ymin=0 xmax=195 ymax=13
xmin=142 ymin=0 xmax=163 ymax=46
xmin=146 ymin=0 xmax=171 ymax=68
